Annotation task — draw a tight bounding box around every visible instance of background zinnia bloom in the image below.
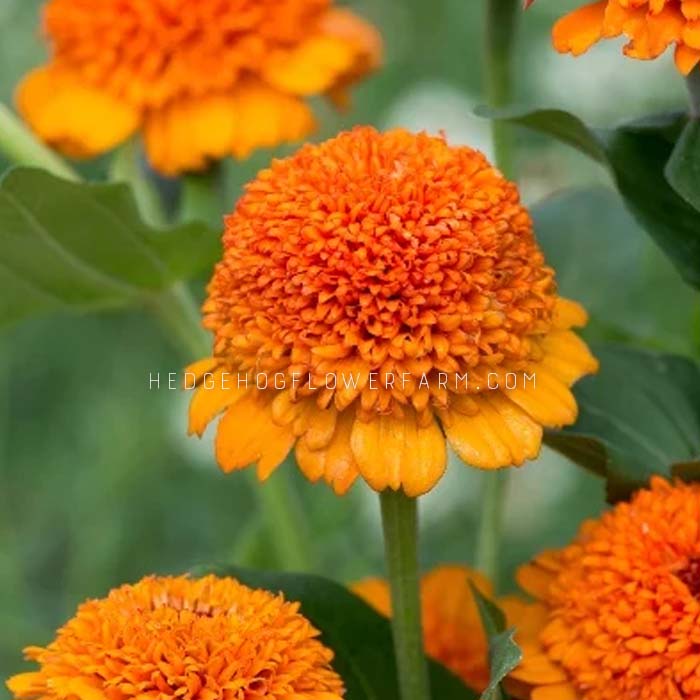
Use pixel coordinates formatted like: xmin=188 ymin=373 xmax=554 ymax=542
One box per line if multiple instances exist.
xmin=552 ymin=0 xmax=700 ymax=75
xmin=16 ymin=0 xmax=381 ymax=175
xmin=509 ymin=477 xmax=700 ymax=700
xmin=6 ymin=574 xmax=345 ymax=700
xmin=187 ymin=127 xmax=598 ymax=497
xmin=354 ymin=566 xmax=498 ymax=690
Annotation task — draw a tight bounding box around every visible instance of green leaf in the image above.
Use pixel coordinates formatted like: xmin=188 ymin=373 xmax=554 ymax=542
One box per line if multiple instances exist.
xmin=0 ymin=167 xmax=220 ymax=326
xmin=484 ymin=107 xmax=700 ymax=290
xmin=476 ymin=105 xmax=607 ymax=163
xmin=531 ymin=186 xmax=699 ymax=355
xmin=197 ymin=566 xmax=479 ymax=700
xmin=544 ymin=345 xmax=700 ymax=502
xmin=470 ymin=584 xmax=522 ymax=700
xmin=666 ymin=119 xmax=700 ymax=212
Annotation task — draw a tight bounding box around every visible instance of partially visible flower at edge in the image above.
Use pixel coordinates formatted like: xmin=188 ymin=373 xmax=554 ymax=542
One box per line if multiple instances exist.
xmin=6 ymin=574 xmax=345 ymax=700
xmin=549 ymin=0 xmax=700 ymax=75
xmin=509 ymin=477 xmax=700 ymax=700
xmin=186 ymin=126 xmax=598 ymax=498
xmin=16 ymin=0 xmax=381 ymax=175
xmin=353 ymin=565 xmax=543 ymax=693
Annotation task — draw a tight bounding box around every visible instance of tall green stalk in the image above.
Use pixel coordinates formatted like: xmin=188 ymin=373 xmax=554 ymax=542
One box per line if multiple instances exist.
xmin=380 ymin=490 xmax=431 ymax=700
xmin=475 ymin=0 xmax=521 ymax=587
xmin=484 ymin=0 xmax=519 ymax=179
xmin=687 ymin=65 xmax=700 ymax=118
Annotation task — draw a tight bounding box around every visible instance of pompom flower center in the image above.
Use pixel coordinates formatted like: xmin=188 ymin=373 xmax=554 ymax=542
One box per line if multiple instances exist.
xmin=206 ymin=127 xmax=556 ymax=417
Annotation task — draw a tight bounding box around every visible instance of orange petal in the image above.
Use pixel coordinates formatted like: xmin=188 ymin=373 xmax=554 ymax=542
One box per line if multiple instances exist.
xmin=552 ymin=1 xmax=607 ymax=55
xmin=296 ymin=409 xmax=359 ymax=494
xmin=351 ymin=578 xmax=392 ymax=616
xmin=188 ymin=370 xmax=248 ymax=437
xmin=683 ymin=0 xmax=700 ymax=21
xmin=16 ymin=65 xmax=139 ymax=158
xmin=539 ymin=331 xmax=598 ymax=386
xmin=6 ymin=673 xmax=45 ymax=697
xmin=675 ymin=42 xmax=700 ymax=73
xmin=350 ymin=410 xmax=446 ymax=496
xmin=215 ymin=392 xmax=294 ymax=479
xmin=683 ymin=20 xmax=700 ymax=49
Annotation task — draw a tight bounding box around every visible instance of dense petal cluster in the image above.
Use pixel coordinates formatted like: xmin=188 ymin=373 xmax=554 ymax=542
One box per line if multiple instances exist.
xmin=511 ymin=478 xmax=700 ymax=700
xmin=17 ymin=0 xmax=380 ymax=174
xmin=6 ymin=574 xmax=344 ymax=700
xmin=188 ymin=127 xmax=597 ymax=496
xmin=552 ymin=0 xmax=700 ymax=74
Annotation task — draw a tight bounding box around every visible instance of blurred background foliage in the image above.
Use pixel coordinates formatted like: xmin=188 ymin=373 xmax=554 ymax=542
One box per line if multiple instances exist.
xmin=1 ymin=0 xmax=699 ymax=691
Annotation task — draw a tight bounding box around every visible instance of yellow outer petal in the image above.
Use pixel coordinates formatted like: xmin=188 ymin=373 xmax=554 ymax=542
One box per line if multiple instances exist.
xmin=443 ymin=391 xmax=542 ymax=470
xmin=552 ymin=1 xmax=607 ymax=55
xmin=531 ymin=683 xmax=580 ymax=700
xmin=16 ymin=65 xmax=140 ymax=158
xmin=188 ymin=370 xmax=248 ymax=437
xmin=184 ymin=357 xmax=219 ymax=386
xmin=215 ymin=392 xmax=294 ymax=480
xmin=504 ymin=368 xmax=578 ymax=428
xmin=552 ymin=298 xmax=589 ymax=330
xmin=539 ymin=331 xmax=599 ymax=386
xmin=144 ymin=83 xmax=315 ymax=175
xmin=295 ymin=408 xmax=359 ymax=494
xmin=350 ymin=411 xmax=446 ymax=496
xmin=6 ymin=673 xmax=45 ymax=698
xmin=676 ymin=42 xmax=700 ymax=73
xmin=263 ymin=35 xmax=359 ymax=96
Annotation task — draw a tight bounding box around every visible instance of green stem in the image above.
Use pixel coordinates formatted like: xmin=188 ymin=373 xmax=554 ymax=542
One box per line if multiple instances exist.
xmin=380 ymin=490 xmax=430 ymax=700
xmin=257 ymin=466 xmax=314 ymax=571
xmin=484 ymin=0 xmax=520 ymax=179
xmin=474 ymin=470 xmax=509 ymax=584
xmin=109 ymin=140 xmax=166 ymax=227
xmin=474 ymin=0 xmax=520 ymax=590
xmin=687 ymin=65 xmax=700 ymax=118
xmin=180 ymin=165 xmax=227 ymax=229
xmin=0 ymin=103 xmax=80 ymax=180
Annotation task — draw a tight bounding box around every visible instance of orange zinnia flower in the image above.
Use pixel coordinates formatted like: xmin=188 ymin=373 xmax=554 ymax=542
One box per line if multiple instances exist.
xmin=187 ymin=127 xmax=597 ymax=497
xmin=17 ymin=0 xmax=381 ymax=175
xmin=550 ymin=0 xmax=700 ymax=75
xmin=6 ymin=574 xmax=345 ymax=700
xmin=509 ymin=477 xmax=700 ymax=700
xmin=353 ymin=566 xmax=543 ymax=693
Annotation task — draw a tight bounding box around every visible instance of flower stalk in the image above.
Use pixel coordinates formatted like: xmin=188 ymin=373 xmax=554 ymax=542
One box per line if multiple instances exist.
xmin=475 ymin=0 xmax=522 ymax=588
xmin=0 ymin=103 xmax=79 ymax=181
xmin=380 ymin=489 xmax=431 ymax=700
xmin=687 ymin=65 xmax=700 ymax=118
xmin=484 ymin=0 xmax=520 ymax=179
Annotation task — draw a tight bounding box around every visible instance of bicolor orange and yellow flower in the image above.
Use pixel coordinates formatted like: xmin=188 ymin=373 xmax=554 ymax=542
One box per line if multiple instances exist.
xmin=17 ymin=0 xmax=381 ymax=174
xmin=6 ymin=574 xmax=345 ymax=700
xmin=187 ymin=127 xmax=597 ymax=497
xmin=509 ymin=478 xmax=700 ymax=700
xmin=549 ymin=0 xmax=700 ymax=75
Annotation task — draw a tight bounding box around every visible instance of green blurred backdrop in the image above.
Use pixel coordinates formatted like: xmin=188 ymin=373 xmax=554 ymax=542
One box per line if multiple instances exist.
xmin=1 ymin=0 xmax=698 ymax=692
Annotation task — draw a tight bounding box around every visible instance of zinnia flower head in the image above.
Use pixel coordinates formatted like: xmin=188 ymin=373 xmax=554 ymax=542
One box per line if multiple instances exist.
xmin=550 ymin=0 xmax=700 ymax=75
xmin=510 ymin=477 xmax=700 ymax=700
xmin=17 ymin=0 xmax=381 ymax=175
xmin=187 ymin=126 xmax=597 ymax=497
xmin=6 ymin=574 xmax=345 ymax=700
